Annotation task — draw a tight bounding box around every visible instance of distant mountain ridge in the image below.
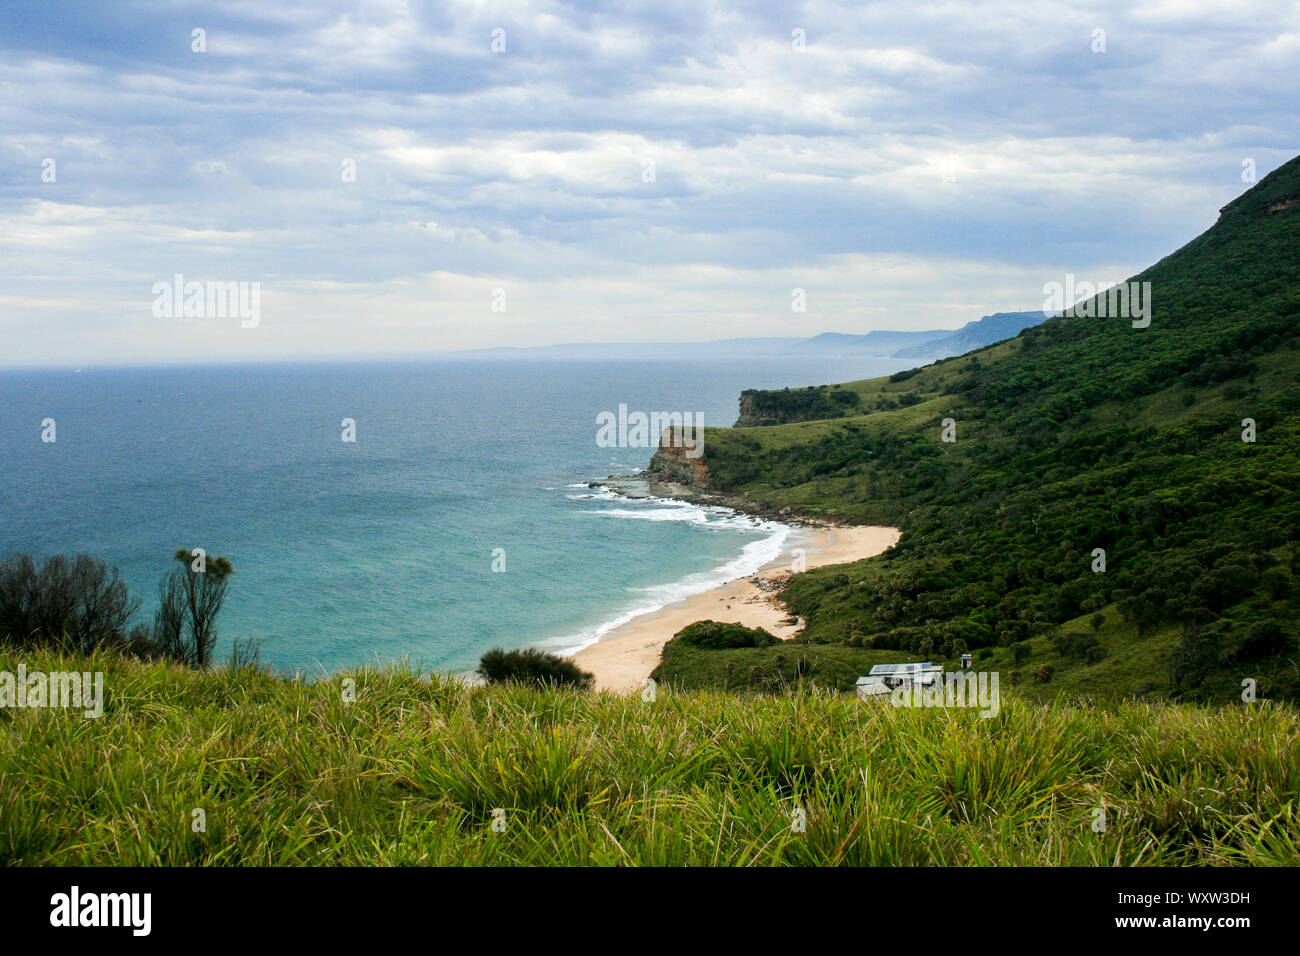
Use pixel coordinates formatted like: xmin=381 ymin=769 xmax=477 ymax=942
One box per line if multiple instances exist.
xmin=453 ymin=311 xmax=1051 ymax=362
xmin=791 ymin=329 xmax=950 ymax=353
xmin=892 ymin=311 xmax=1051 ymax=358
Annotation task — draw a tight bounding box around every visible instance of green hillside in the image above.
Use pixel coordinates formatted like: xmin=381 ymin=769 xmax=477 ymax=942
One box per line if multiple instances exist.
xmin=660 ymin=156 xmax=1300 ymax=703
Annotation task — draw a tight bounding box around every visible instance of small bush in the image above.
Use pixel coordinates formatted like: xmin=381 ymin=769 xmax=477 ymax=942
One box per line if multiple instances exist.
xmin=674 ymin=620 xmax=779 ymax=650
xmin=1051 ymin=631 xmax=1103 ymax=660
xmin=1237 ymin=622 xmax=1292 ymax=662
xmin=477 ymin=648 xmax=594 ymax=690
xmin=1261 ymin=567 xmax=1291 ymax=600
xmin=1182 ymin=356 xmax=1255 ymax=387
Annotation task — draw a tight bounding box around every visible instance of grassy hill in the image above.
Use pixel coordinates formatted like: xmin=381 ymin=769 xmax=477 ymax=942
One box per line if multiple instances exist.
xmin=657 ymin=156 xmax=1300 ymax=704
xmin=3 ymin=648 xmax=1297 ymax=865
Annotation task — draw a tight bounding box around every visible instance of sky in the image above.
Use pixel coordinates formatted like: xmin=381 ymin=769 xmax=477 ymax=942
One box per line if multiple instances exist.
xmin=1 ymin=0 xmax=1296 ymax=366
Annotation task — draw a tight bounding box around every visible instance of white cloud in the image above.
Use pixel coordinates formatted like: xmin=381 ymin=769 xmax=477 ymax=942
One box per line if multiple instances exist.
xmin=0 ymin=0 xmax=1296 ymax=365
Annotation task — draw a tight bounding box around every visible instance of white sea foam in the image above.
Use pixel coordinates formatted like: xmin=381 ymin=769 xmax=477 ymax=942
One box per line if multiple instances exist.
xmin=577 ymin=494 xmax=772 ymax=532
xmin=565 ymin=487 xmax=622 ymax=502
xmin=539 ymin=494 xmax=802 ymax=657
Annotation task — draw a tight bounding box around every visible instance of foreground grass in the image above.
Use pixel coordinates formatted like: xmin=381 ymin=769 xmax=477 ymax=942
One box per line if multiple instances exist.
xmin=2 ymin=649 xmax=1297 ymax=865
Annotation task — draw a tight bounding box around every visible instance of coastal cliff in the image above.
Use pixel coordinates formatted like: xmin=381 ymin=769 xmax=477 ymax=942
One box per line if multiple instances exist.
xmin=644 ymin=426 xmax=710 ymax=486
xmin=734 ymin=384 xmax=862 ymax=426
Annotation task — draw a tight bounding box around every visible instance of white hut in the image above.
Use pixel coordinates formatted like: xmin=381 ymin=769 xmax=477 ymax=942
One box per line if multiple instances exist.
xmin=855 ymin=662 xmax=944 ymax=699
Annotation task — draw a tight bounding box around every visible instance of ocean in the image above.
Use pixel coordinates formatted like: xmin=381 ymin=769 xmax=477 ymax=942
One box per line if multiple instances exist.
xmin=0 ymin=356 xmax=901 ymax=675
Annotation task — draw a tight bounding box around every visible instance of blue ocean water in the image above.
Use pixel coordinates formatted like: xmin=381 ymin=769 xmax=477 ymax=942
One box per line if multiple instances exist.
xmin=0 ymin=357 xmax=899 ymax=675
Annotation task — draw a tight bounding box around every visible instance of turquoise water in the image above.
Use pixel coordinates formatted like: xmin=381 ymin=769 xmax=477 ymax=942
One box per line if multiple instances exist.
xmin=0 ymin=357 xmax=899 ymax=675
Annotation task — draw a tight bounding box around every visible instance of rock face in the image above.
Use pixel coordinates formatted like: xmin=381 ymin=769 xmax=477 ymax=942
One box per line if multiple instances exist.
xmin=734 ymin=390 xmax=776 ymax=427
xmin=603 ymin=406 xmax=828 ymax=526
xmin=645 ymin=427 xmax=710 ymax=486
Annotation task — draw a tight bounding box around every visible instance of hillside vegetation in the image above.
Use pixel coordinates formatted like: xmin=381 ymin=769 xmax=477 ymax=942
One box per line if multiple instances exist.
xmin=2 ymin=648 xmax=1297 ymax=865
xmin=663 ymin=156 xmax=1300 ymax=703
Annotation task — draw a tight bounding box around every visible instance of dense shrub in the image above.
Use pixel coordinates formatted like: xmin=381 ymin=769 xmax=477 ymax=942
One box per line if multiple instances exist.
xmin=1237 ymin=622 xmax=1292 ymax=662
xmin=674 ymin=620 xmax=779 ymax=649
xmin=0 ymin=553 xmax=140 ymax=653
xmin=1182 ymin=356 xmax=1255 ymax=387
xmin=1171 ymin=622 xmax=1232 ymax=691
xmin=1051 ymin=631 xmax=1103 ymax=661
xmin=477 ymin=647 xmax=594 ymax=689
xmin=0 ymin=550 xmax=243 ymax=669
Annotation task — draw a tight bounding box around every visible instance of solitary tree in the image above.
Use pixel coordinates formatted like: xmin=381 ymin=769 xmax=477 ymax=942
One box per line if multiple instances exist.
xmin=155 ymin=548 xmax=234 ymax=668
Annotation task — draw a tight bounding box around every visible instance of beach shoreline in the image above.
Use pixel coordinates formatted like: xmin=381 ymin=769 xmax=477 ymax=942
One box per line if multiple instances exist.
xmin=571 ymin=522 xmax=901 ymax=692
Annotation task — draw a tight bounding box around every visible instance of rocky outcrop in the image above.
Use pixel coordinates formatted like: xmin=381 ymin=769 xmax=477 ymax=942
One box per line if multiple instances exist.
xmin=734 ymin=390 xmax=778 ymax=427
xmin=644 ymin=427 xmax=710 ymax=486
xmin=596 ymin=428 xmax=831 ymax=527
xmin=595 ymin=411 xmax=838 ymax=527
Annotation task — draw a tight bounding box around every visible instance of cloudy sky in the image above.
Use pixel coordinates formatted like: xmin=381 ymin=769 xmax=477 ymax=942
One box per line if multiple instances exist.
xmin=1 ymin=0 xmax=1296 ymax=366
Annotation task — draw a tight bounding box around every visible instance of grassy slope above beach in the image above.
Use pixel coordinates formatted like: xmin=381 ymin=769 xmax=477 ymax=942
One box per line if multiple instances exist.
xmin=3 ymin=647 xmax=1298 ymax=866
xmin=652 ymin=156 xmax=1300 ymax=704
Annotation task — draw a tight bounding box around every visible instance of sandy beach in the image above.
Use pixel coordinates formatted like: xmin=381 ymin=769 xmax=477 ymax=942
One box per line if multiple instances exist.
xmin=571 ymin=524 xmax=901 ymax=692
